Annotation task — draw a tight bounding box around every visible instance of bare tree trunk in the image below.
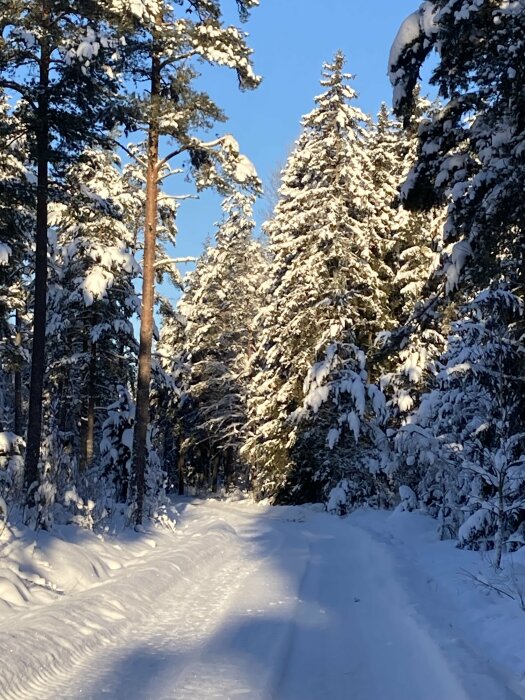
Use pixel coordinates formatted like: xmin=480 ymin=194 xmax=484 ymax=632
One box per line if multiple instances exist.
xmin=494 ymin=471 xmax=506 ymax=570
xmin=177 ymin=445 xmax=185 ymax=496
xmin=132 ymin=42 xmax=161 ymax=526
xmin=14 ymin=310 xmax=23 ymax=437
xmin=25 ymin=3 xmax=50 ymax=505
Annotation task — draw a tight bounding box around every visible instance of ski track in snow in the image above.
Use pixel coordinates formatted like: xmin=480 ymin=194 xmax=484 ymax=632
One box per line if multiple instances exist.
xmin=1 ymin=499 xmax=524 ymax=700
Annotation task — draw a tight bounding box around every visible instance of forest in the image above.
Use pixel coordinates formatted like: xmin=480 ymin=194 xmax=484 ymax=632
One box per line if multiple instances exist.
xmin=0 ymin=0 xmax=524 ymax=575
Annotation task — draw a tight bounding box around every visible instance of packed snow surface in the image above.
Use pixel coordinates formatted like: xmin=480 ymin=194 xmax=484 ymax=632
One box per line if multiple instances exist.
xmin=1 ymin=499 xmax=525 ymax=699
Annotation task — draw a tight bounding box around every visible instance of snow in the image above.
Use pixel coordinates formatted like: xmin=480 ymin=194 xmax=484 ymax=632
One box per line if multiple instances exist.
xmin=389 ymin=2 xmax=438 ymax=107
xmin=389 ymin=10 xmax=422 ymax=75
xmin=445 ymin=239 xmax=472 ymax=291
xmin=0 ymin=242 xmax=11 ymax=265
xmin=0 ymin=499 xmax=524 ymax=699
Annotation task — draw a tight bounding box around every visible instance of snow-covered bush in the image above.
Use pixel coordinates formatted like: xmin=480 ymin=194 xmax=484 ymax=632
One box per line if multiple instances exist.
xmin=0 ymin=432 xmax=24 ymax=502
xmin=396 ymin=485 xmax=418 ymax=512
xmin=99 ymin=385 xmax=135 ymax=509
xmin=458 ymin=510 xmax=494 ymax=552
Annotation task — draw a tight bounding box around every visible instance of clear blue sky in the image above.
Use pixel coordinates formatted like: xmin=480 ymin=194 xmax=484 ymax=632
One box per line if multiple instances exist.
xmin=168 ymin=0 xmax=420 ymax=292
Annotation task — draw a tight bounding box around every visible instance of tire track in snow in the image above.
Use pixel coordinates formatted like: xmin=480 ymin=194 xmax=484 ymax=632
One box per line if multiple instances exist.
xmin=0 ymin=519 xmax=254 ymax=700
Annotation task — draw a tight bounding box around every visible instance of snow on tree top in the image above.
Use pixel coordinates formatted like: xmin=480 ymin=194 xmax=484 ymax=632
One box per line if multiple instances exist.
xmin=389 ymin=2 xmax=437 ymax=111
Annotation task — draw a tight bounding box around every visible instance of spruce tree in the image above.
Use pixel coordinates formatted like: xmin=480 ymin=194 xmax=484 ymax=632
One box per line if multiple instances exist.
xmin=389 ymin=0 xmax=525 ymax=299
xmin=0 ymin=94 xmax=33 ymax=440
xmin=244 ymin=53 xmax=389 ymax=504
xmin=388 ymin=1 xmax=525 ymax=540
xmin=178 ymin=192 xmax=264 ymax=493
xmin=43 ymin=147 xmax=140 ymax=515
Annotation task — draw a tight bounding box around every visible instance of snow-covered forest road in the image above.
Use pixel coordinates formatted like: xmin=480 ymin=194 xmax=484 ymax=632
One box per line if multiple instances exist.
xmin=1 ymin=500 xmax=524 ymax=700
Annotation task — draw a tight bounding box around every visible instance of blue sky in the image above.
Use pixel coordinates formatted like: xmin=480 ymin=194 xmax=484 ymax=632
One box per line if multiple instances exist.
xmin=168 ymin=0 xmax=421 ymax=293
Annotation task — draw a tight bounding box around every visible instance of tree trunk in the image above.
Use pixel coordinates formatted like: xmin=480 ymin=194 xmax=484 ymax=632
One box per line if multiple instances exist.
xmin=14 ymin=310 xmax=23 ymax=437
xmin=494 ymin=471 xmax=506 ymax=570
xmin=177 ymin=445 xmax=185 ymax=496
xmin=25 ymin=3 xmax=50 ymax=505
xmin=131 ymin=41 xmax=161 ymax=526
xmin=81 ymin=335 xmax=96 ymax=470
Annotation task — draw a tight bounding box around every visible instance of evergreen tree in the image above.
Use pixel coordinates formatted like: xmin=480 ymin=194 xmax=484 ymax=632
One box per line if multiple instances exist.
xmin=150 ymin=298 xmax=185 ymax=494
xmin=0 ymin=94 xmax=33 ymax=441
xmin=120 ymin=0 xmax=261 ymax=525
xmin=0 ymin=0 xmax=129 ymax=507
xmin=388 ymin=1 xmax=525 ymax=545
xmin=155 ymin=299 xmax=188 ymax=495
xmin=178 ymin=192 xmax=264 ymax=493
xmin=369 ymin=98 xmax=447 ymax=497
xmin=99 ymin=383 xmax=135 ymax=512
xmin=42 ymin=147 xmax=140 ymax=520
xmin=244 ymin=53 xmax=389 ymax=504
xmin=397 ymin=288 xmax=525 ymax=558
xmin=389 ymin=0 xmax=525 ymax=298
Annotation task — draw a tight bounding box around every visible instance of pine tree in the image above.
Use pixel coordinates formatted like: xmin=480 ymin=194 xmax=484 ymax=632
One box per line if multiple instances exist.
xmin=119 ymin=0 xmax=261 ymax=525
xmin=244 ymin=53 xmax=390 ymax=504
xmin=0 ymin=0 xmax=130 ymax=507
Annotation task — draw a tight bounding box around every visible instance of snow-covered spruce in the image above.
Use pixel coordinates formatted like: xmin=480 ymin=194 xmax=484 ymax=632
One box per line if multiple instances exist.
xmin=244 ymin=53 xmax=392 ymax=505
xmin=173 ymin=192 xmax=265 ymax=494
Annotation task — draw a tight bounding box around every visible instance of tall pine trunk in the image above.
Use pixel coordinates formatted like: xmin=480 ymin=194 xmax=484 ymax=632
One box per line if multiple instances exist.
xmin=25 ymin=3 xmax=50 ymax=504
xmin=132 ymin=42 xmax=161 ymax=526
xmin=14 ymin=310 xmax=23 ymax=437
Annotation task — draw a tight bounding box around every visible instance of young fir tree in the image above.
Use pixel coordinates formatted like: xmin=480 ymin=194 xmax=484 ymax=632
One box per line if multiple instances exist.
xmin=396 ymin=287 xmax=525 ymax=559
xmin=99 ymin=383 xmax=135 ymax=516
xmin=178 ymin=192 xmax=264 ymax=493
xmin=244 ymin=53 xmax=390 ymax=505
xmin=118 ymin=0 xmax=261 ymax=525
xmin=41 ymin=147 xmax=140 ymax=522
xmin=0 ymin=0 xmax=129 ymax=509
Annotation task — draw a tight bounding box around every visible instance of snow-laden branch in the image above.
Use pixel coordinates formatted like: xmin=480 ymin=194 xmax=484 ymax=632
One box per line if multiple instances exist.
xmin=154 ymin=256 xmax=196 ymax=269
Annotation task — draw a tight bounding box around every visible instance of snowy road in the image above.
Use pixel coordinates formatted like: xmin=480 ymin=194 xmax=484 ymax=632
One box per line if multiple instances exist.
xmin=2 ymin=500 xmax=524 ymax=700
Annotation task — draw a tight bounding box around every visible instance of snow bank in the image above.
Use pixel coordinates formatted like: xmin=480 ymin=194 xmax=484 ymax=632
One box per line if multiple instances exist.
xmin=350 ymin=508 xmax=525 ymax=691
xmin=0 ymin=503 xmax=250 ymax=699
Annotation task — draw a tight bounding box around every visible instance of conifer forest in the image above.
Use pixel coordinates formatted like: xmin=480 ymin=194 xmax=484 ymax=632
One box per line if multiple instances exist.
xmin=1 ymin=2 xmax=525 ymax=699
